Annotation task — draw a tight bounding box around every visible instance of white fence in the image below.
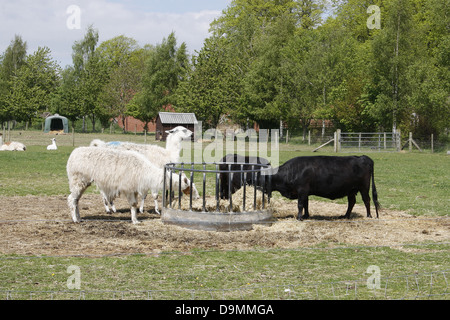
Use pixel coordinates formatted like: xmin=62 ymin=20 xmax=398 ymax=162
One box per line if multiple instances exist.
xmin=338 ymin=131 xmax=401 ymax=152
xmin=313 ymin=130 xmax=401 ymax=153
xmin=312 ymin=130 xmax=444 ymax=153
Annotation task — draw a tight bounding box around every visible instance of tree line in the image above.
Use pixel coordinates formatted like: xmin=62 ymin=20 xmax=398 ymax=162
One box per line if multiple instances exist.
xmin=0 ymin=0 xmax=448 ymax=140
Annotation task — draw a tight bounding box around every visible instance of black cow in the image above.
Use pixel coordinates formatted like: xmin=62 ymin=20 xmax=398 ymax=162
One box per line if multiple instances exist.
xmin=267 ymin=155 xmax=380 ymax=220
xmin=219 ymin=154 xmax=270 ymax=199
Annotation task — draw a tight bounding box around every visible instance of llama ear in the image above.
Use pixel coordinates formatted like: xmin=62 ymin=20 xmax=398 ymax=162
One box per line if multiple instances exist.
xmin=184 ymin=177 xmax=188 ymax=184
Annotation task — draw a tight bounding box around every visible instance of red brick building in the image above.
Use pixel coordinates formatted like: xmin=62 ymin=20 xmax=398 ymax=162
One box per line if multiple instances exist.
xmin=115 ymin=116 xmax=156 ymax=133
xmin=115 ymin=106 xmax=176 ymax=133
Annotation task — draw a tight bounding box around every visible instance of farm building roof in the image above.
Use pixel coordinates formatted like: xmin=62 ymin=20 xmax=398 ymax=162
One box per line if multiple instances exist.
xmin=158 ymin=112 xmax=198 ymax=125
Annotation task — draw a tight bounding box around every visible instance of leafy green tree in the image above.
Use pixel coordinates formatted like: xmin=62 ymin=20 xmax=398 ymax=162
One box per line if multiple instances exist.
xmin=51 ymin=66 xmax=79 ymax=129
xmin=404 ymin=0 xmax=449 ymax=136
xmin=96 ymin=36 xmax=146 ymax=131
xmin=241 ymin=13 xmax=297 ymax=128
xmin=71 ymin=25 xmax=108 ymax=132
xmin=7 ymin=47 xmax=60 ymax=124
xmin=206 ymin=0 xmax=326 ymax=128
xmin=0 ymin=35 xmax=27 ymax=125
xmin=176 ymin=36 xmax=238 ymax=128
xmin=131 ymin=32 xmax=189 ymax=131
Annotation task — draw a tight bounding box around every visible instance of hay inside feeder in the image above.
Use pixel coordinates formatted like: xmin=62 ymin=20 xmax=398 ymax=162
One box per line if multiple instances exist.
xmin=170 ymin=185 xmax=271 ymax=213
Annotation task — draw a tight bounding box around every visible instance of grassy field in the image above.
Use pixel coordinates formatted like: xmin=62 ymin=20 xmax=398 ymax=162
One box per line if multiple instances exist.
xmin=1 ymin=131 xmax=448 ymax=216
xmin=0 ymin=130 xmax=449 ymax=300
xmin=1 ymin=244 xmax=449 ymax=300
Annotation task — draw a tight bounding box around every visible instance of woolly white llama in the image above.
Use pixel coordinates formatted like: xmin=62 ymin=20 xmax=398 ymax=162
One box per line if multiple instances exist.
xmin=66 ymin=147 xmax=189 ymax=224
xmin=0 ymin=133 xmax=26 ymax=151
xmin=101 ymin=171 xmax=194 ymax=215
xmin=47 ymin=138 xmax=57 ymax=150
xmin=90 ymin=126 xmax=192 ymax=167
xmin=89 ymin=126 xmax=199 ymax=213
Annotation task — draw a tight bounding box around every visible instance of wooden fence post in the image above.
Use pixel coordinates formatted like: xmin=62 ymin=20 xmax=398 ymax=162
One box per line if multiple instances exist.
xmin=409 ymin=132 xmax=412 ymax=152
xmin=334 ymin=131 xmax=337 ymax=153
xmin=358 ymin=133 xmax=361 ymax=151
xmin=337 ymin=129 xmax=341 ymax=153
xmin=431 ymin=134 xmax=434 ymax=153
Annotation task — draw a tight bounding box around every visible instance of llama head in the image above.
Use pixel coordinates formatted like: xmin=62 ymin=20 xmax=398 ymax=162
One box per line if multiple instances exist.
xmin=89 ymin=139 xmax=107 ymax=147
xmin=170 ymin=172 xmax=200 ymax=200
xmin=165 ymin=126 xmax=192 ymax=142
xmin=180 ymin=173 xmax=200 ymax=200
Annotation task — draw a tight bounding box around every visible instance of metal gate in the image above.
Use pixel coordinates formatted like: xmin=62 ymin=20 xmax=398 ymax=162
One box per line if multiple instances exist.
xmin=338 ymin=132 xmax=400 ymax=152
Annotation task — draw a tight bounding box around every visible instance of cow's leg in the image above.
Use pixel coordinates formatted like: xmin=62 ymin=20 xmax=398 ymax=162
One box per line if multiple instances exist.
xmin=303 ymin=197 xmax=310 ymax=219
xmin=343 ymin=194 xmax=356 ymax=219
xmin=219 ymin=173 xmax=227 ymax=199
xmin=361 ymin=191 xmax=372 ymax=218
xmin=297 ymin=195 xmax=309 ymax=221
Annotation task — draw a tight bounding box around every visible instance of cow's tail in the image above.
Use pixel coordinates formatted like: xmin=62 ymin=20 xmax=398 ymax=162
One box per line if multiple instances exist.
xmin=371 ymin=164 xmax=381 ymax=218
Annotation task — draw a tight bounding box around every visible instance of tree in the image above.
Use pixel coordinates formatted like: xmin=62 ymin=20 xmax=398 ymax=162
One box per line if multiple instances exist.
xmin=241 ymin=12 xmax=297 ymax=128
xmin=71 ymin=25 xmax=107 ymax=132
xmin=176 ymin=36 xmax=237 ymax=128
xmin=131 ymin=32 xmax=189 ymax=131
xmin=278 ymin=27 xmax=337 ymax=138
xmin=404 ymin=0 xmax=449 ymax=136
xmin=0 ymin=35 xmax=27 ymax=125
xmin=367 ymin=0 xmax=416 ymax=133
xmin=7 ymin=47 xmax=60 ymax=124
xmin=97 ymin=36 xmax=146 ymax=131
xmin=0 ymin=35 xmax=27 ymax=77
xmin=51 ymin=66 xmax=79 ymax=128
xmin=204 ymin=0 xmax=326 ymax=128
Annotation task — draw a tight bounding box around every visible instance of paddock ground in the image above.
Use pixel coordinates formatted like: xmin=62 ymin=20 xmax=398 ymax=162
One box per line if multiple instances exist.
xmin=0 ymin=194 xmax=448 ymax=257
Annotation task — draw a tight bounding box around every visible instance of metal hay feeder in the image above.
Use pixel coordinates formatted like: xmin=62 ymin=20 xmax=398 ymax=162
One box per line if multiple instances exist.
xmin=162 ymin=162 xmax=273 ymax=232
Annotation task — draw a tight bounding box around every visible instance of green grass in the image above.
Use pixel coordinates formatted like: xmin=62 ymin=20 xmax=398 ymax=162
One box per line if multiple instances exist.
xmin=1 ymin=244 xmax=449 ymax=300
xmin=0 ymin=130 xmax=448 ymax=300
xmin=0 ymin=146 xmax=72 ymax=196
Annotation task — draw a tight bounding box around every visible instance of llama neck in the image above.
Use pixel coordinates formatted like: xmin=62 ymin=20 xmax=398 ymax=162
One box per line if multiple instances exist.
xmin=165 ymin=137 xmax=182 ymax=159
xmin=166 ymin=137 xmax=181 ymax=150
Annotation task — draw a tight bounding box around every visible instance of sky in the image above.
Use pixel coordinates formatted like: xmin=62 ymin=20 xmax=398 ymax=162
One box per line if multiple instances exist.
xmin=0 ymin=0 xmax=232 ymax=68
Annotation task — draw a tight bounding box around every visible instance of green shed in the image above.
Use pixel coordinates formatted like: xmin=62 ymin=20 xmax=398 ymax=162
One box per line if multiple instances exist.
xmin=44 ymin=114 xmax=69 ymax=133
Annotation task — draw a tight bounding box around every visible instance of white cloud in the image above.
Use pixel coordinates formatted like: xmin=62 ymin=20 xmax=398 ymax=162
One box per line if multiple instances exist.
xmin=0 ymin=0 xmax=224 ymax=67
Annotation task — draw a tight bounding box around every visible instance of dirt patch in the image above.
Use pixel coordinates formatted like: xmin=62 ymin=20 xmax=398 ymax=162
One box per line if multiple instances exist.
xmin=0 ymin=194 xmax=448 ymax=256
